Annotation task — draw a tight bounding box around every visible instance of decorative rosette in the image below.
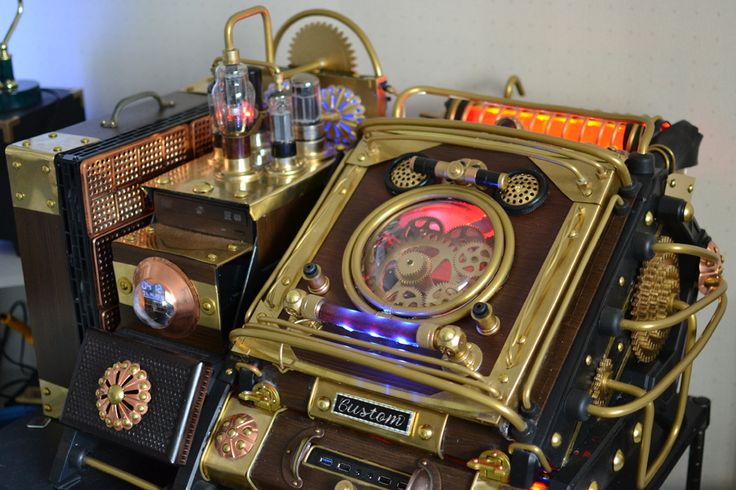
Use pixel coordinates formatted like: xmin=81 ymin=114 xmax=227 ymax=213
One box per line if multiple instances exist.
xmin=95 ymin=360 xmax=151 ymax=431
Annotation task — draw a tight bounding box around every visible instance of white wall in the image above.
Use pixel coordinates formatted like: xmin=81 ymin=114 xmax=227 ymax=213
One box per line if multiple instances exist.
xmin=10 ymin=1 xmax=736 ymax=487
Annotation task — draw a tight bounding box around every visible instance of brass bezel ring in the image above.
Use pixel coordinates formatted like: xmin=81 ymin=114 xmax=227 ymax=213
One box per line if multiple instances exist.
xmin=342 ymin=184 xmax=514 ymax=323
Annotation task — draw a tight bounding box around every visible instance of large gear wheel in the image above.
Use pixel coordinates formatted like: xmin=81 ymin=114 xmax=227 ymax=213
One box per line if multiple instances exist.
xmin=629 ymin=235 xmax=680 ymax=363
xmin=590 ymin=356 xmax=613 ymax=406
xmin=403 ymin=216 xmax=445 ymax=240
xmin=447 ymin=225 xmax=484 ymax=246
xmin=453 ymin=241 xmax=494 ymax=279
xmin=288 ymin=22 xmax=357 ymax=74
xmin=395 ymin=250 xmax=432 ymax=285
xmin=321 ymin=84 xmax=365 ymax=145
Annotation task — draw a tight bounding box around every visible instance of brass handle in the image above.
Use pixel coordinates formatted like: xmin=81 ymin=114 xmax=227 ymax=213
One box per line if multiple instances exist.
xmin=273 ymin=9 xmax=384 ymax=77
xmin=1 ymin=0 xmax=23 ymax=51
xmin=223 ymin=6 xmax=274 ymax=64
xmin=503 ymin=75 xmax=525 ymax=99
xmin=281 ymin=426 xmax=325 ymax=488
xmin=100 ymin=91 xmax=175 ymax=129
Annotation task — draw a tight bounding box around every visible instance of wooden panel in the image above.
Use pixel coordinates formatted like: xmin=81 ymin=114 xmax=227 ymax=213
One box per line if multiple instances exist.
xmin=14 ymin=208 xmax=81 ymax=387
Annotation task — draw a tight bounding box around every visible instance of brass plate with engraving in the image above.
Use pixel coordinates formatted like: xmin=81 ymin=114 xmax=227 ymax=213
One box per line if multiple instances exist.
xmin=308 ymin=379 xmax=448 ymax=455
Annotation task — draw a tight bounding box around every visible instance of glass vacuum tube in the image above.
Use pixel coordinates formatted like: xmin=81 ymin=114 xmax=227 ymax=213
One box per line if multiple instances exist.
xmin=268 ymin=89 xmax=296 ymax=159
xmin=291 ymin=73 xmax=323 ymax=141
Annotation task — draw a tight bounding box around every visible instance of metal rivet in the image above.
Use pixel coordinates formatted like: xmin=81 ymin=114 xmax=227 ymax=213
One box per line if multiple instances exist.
xmin=644 ymin=211 xmax=654 ymax=226
xmin=193 ymin=182 xmax=214 ymax=194
xmin=225 ymin=368 xmax=234 ymax=376
xmin=201 ymin=298 xmax=216 ymax=315
xmin=227 ymin=243 xmax=239 ymax=252
xmin=585 ymin=355 xmax=593 ymax=366
xmin=669 ymin=179 xmax=677 ymax=188
xmin=518 ymin=335 xmax=526 ymax=344
xmin=48 ymin=132 xmax=58 ymax=138
xmin=52 ymin=146 xmax=62 ymax=152
xmin=41 ymin=164 xmax=50 ymax=174
xmin=551 ymin=432 xmax=562 ymax=448
xmin=46 ymin=200 xmax=56 ymax=209
xmin=124 ymin=235 xmax=135 ymax=242
xmin=632 ymin=422 xmax=643 ymax=443
xmin=21 ymin=140 xmax=31 ymax=147
xmin=499 ymin=374 xmax=509 ymax=383
xmin=233 ymin=190 xmax=248 ymax=199
xmin=43 ymin=404 xmax=52 ymax=412
xmin=207 ymin=253 xmax=218 ymax=262
xmin=14 ymin=192 xmax=25 ymax=200
xmin=687 ymin=184 xmax=694 ymax=193
xmin=417 ymin=424 xmax=433 ymax=440
xmin=316 ymin=396 xmax=331 ymax=411
xmin=358 ymin=154 xmax=366 ymax=161
xmin=11 ymin=161 xmax=21 ymax=169
xmin=612 ymin=449 xmax=625 ymax=472
xmin=118 ymin=278 xmax=133 ymax=295
xmin=588 ymin=482 xmax=599 ymax=490
xmin=43 ymin=387 xmax=51 ymax=396
xmin=618 ymin=276 xmax=626 ymax=287
xmin=145 ymin=225 xmax=154 ymax=234
xmin=281 ymin=277 xmax=291 ymax=286
xmin=156 ymin=176 xmax=171 ymax=185
xmin=81 ymin=137 xmax=90 ymax=144
xmin=617 ymin=342 xmax=624 ymax=352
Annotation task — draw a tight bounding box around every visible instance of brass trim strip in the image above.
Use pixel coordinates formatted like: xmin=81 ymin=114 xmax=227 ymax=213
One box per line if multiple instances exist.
xmin=84 ymin=456 xmax=160 ymax=490
xmin=273 ymin=8 xmax=384 ymax=77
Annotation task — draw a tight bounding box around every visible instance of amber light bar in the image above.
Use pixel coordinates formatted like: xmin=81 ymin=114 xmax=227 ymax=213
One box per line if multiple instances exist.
xmin=453 ymin=100 xmax=644 ymax=151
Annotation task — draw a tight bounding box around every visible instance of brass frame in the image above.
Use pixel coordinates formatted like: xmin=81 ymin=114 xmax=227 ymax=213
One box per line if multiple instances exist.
xmin=342 ymin=184 xmax=512 ymax=323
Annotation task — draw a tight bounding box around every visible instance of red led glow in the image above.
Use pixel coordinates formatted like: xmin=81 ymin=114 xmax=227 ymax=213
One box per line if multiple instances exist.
xmin=395 ymin=201 xmax=495 ymax=239
xmin=530 ymin=482 xmax=548 ymax=490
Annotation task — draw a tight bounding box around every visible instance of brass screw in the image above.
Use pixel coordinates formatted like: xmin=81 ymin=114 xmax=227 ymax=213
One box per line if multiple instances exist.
xmin=192 ymin=181 xmax=214 ymax=194
xmin=498 ymin=374 xmax=509 ymax=383
xmin=48 ymin=132 xmax=58 ymax=139
xmin=52 ymin=146 xmax=62 ymax=152
xmin=14 ymin=192 xmax=25 ymax=200
xmin=687 ymin=184 xmax=694 ymax=193
xmin=225 ymin=368 xmax=234 ymax=376
xmin=145 ymin=225 xmax=155 ymax=234
xmin=124 ymin=235 xmax=135 ymax=243
xmin=201 ymin=299 xmax=216 ymax=315
xmin=316 ymin=396 xmax=331 ymax=411
xmin=683 ymin=202 xmax=694 ymax=223
xmin=11 ymin=161 xmax=21 ymax=169
xmin=233 ymin=190 xmax=248 ymax=199
xmin=281 ymin=277 xmax=291 ymax=286
xmin=612 ymin=449 xmax=625 ymax=472
xmin=118 ymin=278 xmax=133 ymax=295
xmin=617 ymin=342 xmax=624 ymax=352
xmin=227 ymin=243 xmax=239 ymax=252
xmin=43 ymin=404 xmax=52 ymax=413
xmin=156 ymin=176 xmax=171 ymax=185
xmin=585 ymin=355 xmax=593 ymax=366
xmin=669 ymin=179 xmax=677 ymax=188
xmin=632 ymin=422 xmax=643 ymax=443
xmin=551 ymin=432 xmax=562 ymax=448
xmin=618 ymin=276 xmax=626 ymax=287
xmin=46 ymin=199 xmax=56 ymax=209
xmin=81 ymin=137 xmax=90 ymax=144
xmin=22 ymin=140 xmax=31 ymax=147
xmin=644 ymin=211 xmax=654 ymax=226
xmin=417 ymin=424 xmax=434 ymax=440
xmin=334 ymin=480 xmax=356 ymax=490
xmin=358 ymin=154 xmax=366 ymax=161
xmin=43 ymin=387 xmax=51 ymax=396
xmin=207 ymin=253 xmax=218 ymax=262
xmin=41 ymin=164 xmax=51 ymax=174
xmin=588 ymin=482 xmax=599 ymax=490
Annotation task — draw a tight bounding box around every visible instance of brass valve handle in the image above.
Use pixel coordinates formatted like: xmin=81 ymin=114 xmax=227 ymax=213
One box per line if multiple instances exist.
xmin=100 ymin=91 xmax=175 ymax=129
xmin=1 ymin=0 xmax=23 ymax=54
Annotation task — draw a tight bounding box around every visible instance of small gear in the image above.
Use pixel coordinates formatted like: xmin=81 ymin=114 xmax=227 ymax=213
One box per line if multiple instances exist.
xmin=321 ymin=84 xmax=365 ymax=145
xmin=590 ymin=357 xmax=613 ymax=406
xmin=288 ymin=22 xmax=357 ymax=74
xmin=425 ymin=282 xmax=460 ymax=307
xmin=630 ymin=235 xmax=680 ymax=363
xmin=396 ymin=250 xmax=432 ymax=285
xmin=403 ymin=216 xmax=444 ymax=239
xmin=385 ymin=284 xmax=424 ymax=308
xmin=447 ymin=225 xmax=484 ymax=246
xmin=453 ymin=241 xmax=494 ymax=279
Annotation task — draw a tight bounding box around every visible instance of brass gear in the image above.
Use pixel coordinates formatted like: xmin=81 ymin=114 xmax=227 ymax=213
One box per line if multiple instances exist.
xmin=425 ymin=282 xmax=460 ymax=307
xmin=590 ymin=357 xmax=613 ymax=406
xmin=288 ymin=22 xmax=357 ymax=74
xmin=447 ymin=225 xmax=484 ymax=246
xmin=396 ymin=250 xmax=432 ymax=285
xmin=321 ymin=84 xmax=365 ymax=145
xmin=629 ymin=235 xmax=680 ymax=363
xmin=385 ymin=285 xmax=424 ymax=308
xmin=453 ymin=241 xmax=494 ymax=279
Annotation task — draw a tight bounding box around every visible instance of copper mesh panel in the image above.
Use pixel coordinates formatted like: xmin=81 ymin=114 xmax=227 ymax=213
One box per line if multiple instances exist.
xmin=190 ymin=116 xmax=214 ymax=158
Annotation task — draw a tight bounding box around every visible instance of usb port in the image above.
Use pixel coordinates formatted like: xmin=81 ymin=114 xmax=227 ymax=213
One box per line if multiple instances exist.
xmin=397 ymin=483 xmax=408 ymax=490
xmin=319 ymin=456 xmax=333 ymax=467
xmin=378 ymin=475 xmax=392 ymax=486
xmin=337 ymin=462 xmax=351 ymax=473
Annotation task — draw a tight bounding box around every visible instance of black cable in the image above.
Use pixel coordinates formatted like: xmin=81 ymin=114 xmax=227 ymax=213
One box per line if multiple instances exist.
xmin=9 ymin=300 xmax=27 ymax=324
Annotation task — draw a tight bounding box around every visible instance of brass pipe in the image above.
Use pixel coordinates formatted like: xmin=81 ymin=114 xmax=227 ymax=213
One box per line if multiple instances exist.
xmin=1 ymin=0 xmax=23 ymax=51
xmin=83 ymin=456 xmax=161 ymax=490
xmin=230 ymin=326 xmax=528 ymax=432
xmin=589 ymin=293 xmax=727 ymax=418
xmin=508 ymin=443 xmax=553 ymax=472
xmin=258 ymin=316 xmax=489 ymax=384
xmin=360 ymin=116 xmax=631 ymax=187
xmin=223 ymin=6 xmax=274 ymax=64
xmin=503 ymin=75 xmax=525 ymax=99
xmin=621 ymin=278 xmax=726 ymax=332
xmin=653 ymin=242 xmax=721 ymax=264
xmin=520 ymin=194 xmax=624 ymax=410
xmin=273 ymin=9 xmax=384 ymax=77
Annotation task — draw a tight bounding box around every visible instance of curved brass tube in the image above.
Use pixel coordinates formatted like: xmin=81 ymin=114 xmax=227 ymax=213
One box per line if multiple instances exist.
xmin=508 ymin=443 xmax=553 ymax=472
xmin=273 ymin=8 xmax=384 ymax=77
xmin=1 ymin=0 xmax=23 ymax=51
xmin=589 ymin=292 xmax=726 ymax=418
xmin=223 ymin=6 xmax=274 ymax=64
xmin=503 ymin=75 xmax=525 ymax=99
xmin=521 ymin=194 xmax=625 ymax=410
xmin=230 ymin=326 xmax=528 ymax=432
xmin=653 ymin=242 xmax=721 ymax=264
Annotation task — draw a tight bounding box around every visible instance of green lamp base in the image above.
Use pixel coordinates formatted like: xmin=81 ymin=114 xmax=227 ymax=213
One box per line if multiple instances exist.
xmin=0 ymin=79 xmax=41 ymax=112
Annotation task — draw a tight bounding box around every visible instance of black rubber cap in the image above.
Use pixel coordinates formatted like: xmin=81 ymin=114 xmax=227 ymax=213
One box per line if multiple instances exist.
xmin=657 ymin=195 xmax=687 ymax=223
xmin=598 ymin=306 xmax=623 ymax=337
xmin=509 ymin=449 xmax=541 ymax=489
xmin=632 ymin=231 xmax=656 ymax=261
xmin=626 ymin=152 xmax=655 ymax=175
xmin=303 ymin=262 xmax=319 ymax=278
xmin=472 ymin=302 xmax=489 ymax=318
xmin=565 ymin=388 xmax=592 ymax=422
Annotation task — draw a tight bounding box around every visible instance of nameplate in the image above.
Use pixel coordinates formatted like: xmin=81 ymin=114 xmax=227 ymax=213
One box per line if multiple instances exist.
xmin=332 ymin=392 xmax=416 ymax=435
